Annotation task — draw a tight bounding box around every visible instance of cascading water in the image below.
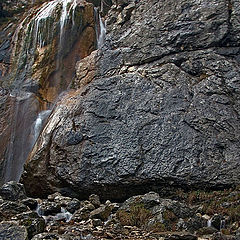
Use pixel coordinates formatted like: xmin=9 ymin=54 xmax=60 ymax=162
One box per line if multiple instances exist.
xmin=2 ymin=0 xmax=104 ymax=185
xmin=34 ymin=1 xmax=59 ymax=48
xmin=98 ymin=14 xmax=106 ymax=48
xmin=207 ymin=219 xmax=212 ymax=227
xmin=4 ymin=91 xmax=39 ymax=183
xmin=95 ymin=8 xmax=106 ymax=48
xmin=2 ymin=0 xmax=82 ymax=184
xmin=29 ymin=0 xmax=78 ymax=49
xmin=36 ymin=203 xmax=72 ymax=223
xmin=33 ymin=110 xmax=51 ymax=144
xmin=12 ymin=0 xmax=79 ymax=82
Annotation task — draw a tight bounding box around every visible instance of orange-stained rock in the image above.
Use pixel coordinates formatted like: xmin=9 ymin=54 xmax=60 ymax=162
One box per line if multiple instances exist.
xmin=73 ymin=50 xmax=100 ymax=89
xmin=36 ymin=1 xmax=97 ymax=108
xmin=7 ymin=0 xmax=97 ymax=109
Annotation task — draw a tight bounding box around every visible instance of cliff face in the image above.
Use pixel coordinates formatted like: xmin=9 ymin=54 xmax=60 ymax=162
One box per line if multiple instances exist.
xmin=21 ymin=0 xmax=240 ymax=200
xmin=0 ymin=0 xmax=101 ymax=184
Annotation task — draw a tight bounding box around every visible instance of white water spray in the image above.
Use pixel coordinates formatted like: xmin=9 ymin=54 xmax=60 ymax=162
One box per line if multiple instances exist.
xmin=36 ymin=204 xmax=72 ymax=223
xmin=34 ymin=1 xmax=59 ymax=48
xmin=207 ymin=219 xmax=212 ymax=227
xmin=94 ymin=7 xmax=106 ymax=48
xmin=32 ymin=0 xmax=78 ymax=48
xmin=98 ymin=14 xmax=106 ymax=48
xmin=33 ymin=110 xmax=51 ymax=144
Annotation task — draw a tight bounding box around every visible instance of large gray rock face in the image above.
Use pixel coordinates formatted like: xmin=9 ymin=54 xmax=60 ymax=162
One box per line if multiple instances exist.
xmin=22 ymin=0 xmax=240 ymax=200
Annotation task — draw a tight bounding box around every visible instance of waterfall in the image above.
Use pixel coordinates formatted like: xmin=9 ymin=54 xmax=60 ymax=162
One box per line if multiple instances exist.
xmin=59 ymin=0 xmax=78 ymax=45
xmin=94 ymin=8 xmax=106 ymax=48
xmin=2 ymin=0 xmax=81 ymax=184
xmin=34 ymin=1 xmax=59 ymax=48
xmin=2 ymin=0 xmax=100 ymax=185
xmin=207 ymin=219 xmax=212 ymax=227
xmin=32 ymin=0 xmax=78 ymax=49
xmin=12 ymin=0 xmax=79 ymax=60
xmin=33 ymin=110 xmax=51 ymax=144
xmin=4 ymin=92 xmax=39 ymax=183
xmin=98 ymin=14 xmax=106 ymax=48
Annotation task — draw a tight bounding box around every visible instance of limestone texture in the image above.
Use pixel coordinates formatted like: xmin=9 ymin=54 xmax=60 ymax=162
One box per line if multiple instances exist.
xmin=21 ymin=0 xmax=240 ymax=200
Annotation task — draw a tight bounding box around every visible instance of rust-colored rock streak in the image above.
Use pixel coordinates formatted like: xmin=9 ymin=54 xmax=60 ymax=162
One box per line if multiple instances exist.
xmin=37 ymin=2 xmax=97 ymax=108
xmin=22 ymin=50 xmax=99 ymax=197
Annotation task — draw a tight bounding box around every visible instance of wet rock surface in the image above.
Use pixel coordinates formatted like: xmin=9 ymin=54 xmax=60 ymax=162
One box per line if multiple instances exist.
xmin=0 ymin=0 xmax=99 ymax=185
xmin=1 ymin=0 xmax=240 ymax=238
xmin=0 ymin=93 xmax=14 ymax=184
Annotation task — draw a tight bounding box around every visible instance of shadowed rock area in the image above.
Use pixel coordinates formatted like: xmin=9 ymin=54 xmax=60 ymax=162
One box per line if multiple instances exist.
xmin=22 ymin=0 xmax=240 ymax=200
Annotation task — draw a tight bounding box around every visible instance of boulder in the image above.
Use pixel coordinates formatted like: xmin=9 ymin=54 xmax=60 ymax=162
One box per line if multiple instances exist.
xmin=66 ymin=198 xmax=81 ymax=214
xmin=156 ymin=232 xmax=197 ymax=240
xmin=177 ymin=215 xmax=207 ymax=233
xmin=92 ymin=218 xmax=103 ymax=227
xmin=22 ymin=0 xmax=240 ymax=201
xmin=0 ymin=181 xmax=26 ymax=201
xmin=196 ymin=226 xmax=218 ymax=236
xmin=89 ymin=194 xmax=101 ymax=208
xmin=32 ymin=232 xmax=67 ymax=240
xmin=120 ymin=192 xmax=161 ymax=210
xmin=120 ymin=192 xmax=193 ymax=219
xmin=117 ymin=192 xmax=194 ymax=230
xmin=211 ymin=214 xmax=224 ymax=230
xmin=47 ymin=192 xmax=72 ymax=207
xmin=90 ymin=205 xmax=114 ymax=221
xmin=21 ymin=198 xmax=38 ymax=210
xmin=37 ymin=201 xmax=61 ymax=216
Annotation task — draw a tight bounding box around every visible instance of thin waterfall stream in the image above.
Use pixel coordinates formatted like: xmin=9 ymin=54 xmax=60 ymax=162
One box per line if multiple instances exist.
xmin=32 ymin=110 xmax=51 ymax=145
xmin=4 ymin=91 xmax=39 ymax=183
xmin=2 ymin=0 xmax=106 ymax=185
xmin=94 ymin=7 xmax=106 ymax=48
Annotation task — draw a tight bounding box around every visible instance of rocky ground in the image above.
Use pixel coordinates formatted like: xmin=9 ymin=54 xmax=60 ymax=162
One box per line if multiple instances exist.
xmin=0 ymin=181 xmax=240 ymax=239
